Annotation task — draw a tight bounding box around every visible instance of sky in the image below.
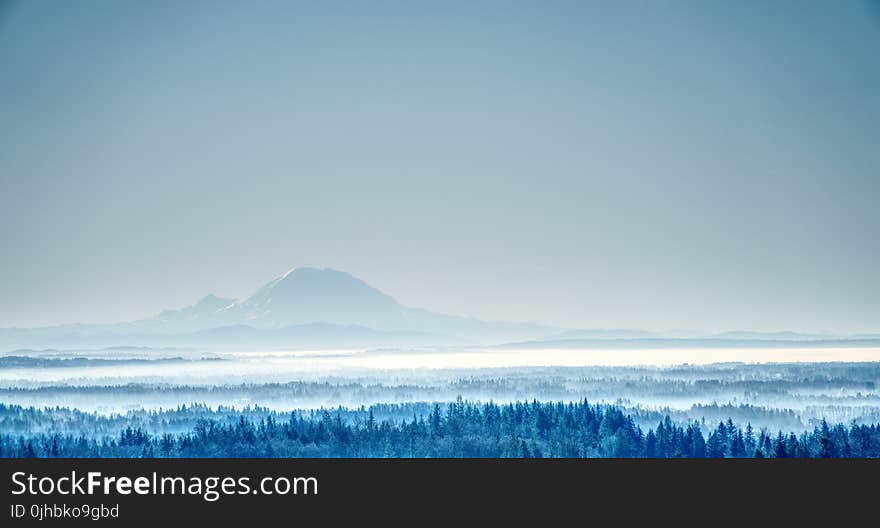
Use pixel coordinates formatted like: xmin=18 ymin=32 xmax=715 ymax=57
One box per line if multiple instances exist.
xmin=1 ymin=0 xmax=878 ymax=333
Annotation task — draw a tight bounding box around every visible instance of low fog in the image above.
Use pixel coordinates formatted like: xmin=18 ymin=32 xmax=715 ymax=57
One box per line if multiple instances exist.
xmin=2 ymin=346 xmax=879 ymax=435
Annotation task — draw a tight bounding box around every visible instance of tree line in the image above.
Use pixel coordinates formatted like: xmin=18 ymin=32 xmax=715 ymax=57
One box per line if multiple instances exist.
xmin=2 ymin=399 xmax=878 ymax=458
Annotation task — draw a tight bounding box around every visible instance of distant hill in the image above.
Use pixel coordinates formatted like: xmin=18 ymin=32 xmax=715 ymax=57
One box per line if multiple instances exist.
xmin=0 ymin=356 xmax=202 ymax=368
xmin=497 ymin=337 xmax=880 ymax=350
xmin=707 ymin=331 xmax=841 ymax=341
xmin=552 ymin=328 xmax=659 ymax=340
xmin=153 ymin=294 xmax=237 ymax=333
xmin=181 ymin=323 xmax=465 ymax=349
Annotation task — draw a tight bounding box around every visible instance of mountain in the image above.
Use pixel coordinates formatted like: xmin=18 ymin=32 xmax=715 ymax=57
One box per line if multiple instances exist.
xmin=3 ymin=267 xmax=874 ymax=352
xmin=220 ymin=268 xmax=404 ymax=329
xmin=156 ymin=267 xmax=560 ymax=342
xmin=0 ymin=267 xmax=560 ymax=350
xmin=153 ymin=294 xmax=237 ymax=333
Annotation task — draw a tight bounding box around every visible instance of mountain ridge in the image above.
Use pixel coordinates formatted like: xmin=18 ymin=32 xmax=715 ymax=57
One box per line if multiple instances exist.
xmin=1 ymin=267 xmax=873 ymax=352
xmin=0 ymin=267 xmax=560 ymax=350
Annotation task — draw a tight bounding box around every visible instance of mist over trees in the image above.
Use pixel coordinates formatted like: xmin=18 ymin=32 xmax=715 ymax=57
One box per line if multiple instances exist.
xmin=2 ymin=399 xmax=878 ymax=458
xmin=3 ymin=362 xmax=878 ymax=431
xmin=2 ymin=344 xmax=879 ymax=458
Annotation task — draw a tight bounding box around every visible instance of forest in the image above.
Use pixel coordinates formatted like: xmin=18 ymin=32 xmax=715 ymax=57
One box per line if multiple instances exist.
xmin=3 ymin=351 xmax=879 ymax=457
xmin=3 ymin=361 xmax=879 ymax=431
xmin=2 ymin=399 xmax=878 ymax=458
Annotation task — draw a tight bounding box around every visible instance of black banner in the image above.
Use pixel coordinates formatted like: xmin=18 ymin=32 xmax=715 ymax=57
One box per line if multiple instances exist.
xmin=1 ymin=458 xmax=875 ymax=524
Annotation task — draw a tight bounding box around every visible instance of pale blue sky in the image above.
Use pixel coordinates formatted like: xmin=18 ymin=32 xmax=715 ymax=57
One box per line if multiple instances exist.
xmin=1 ymin=1 xmax=878 ymax=332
